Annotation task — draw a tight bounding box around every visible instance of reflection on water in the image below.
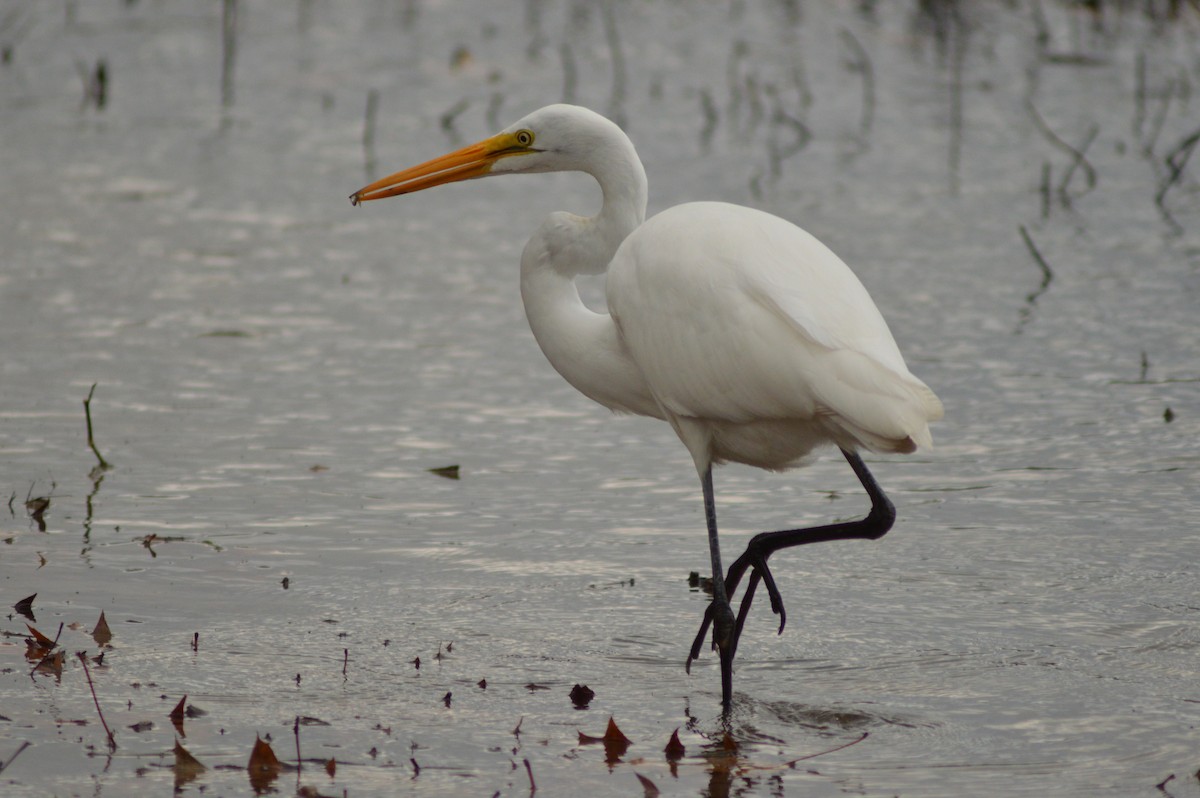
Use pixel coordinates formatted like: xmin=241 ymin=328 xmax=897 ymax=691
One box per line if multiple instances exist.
xmin=1 ymin=1 xmax=1199 ymax=796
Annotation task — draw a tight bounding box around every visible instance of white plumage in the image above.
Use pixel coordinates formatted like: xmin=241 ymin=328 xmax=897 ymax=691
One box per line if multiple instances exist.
xmin=352 ymin=104 xmax=941 ymax=710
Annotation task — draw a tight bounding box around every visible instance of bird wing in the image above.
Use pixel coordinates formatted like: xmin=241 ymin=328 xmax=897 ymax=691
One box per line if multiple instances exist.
xmin=607 ymin=202 xmax=941 ymax=448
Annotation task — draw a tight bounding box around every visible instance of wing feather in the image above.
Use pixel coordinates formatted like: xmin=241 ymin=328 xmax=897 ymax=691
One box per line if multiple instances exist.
xmin=607 ymin=201 xmax=941 ymax=451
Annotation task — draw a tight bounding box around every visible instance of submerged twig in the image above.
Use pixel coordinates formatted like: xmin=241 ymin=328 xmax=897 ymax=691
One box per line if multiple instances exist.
xmin=600 ymin=0 xmax=626 ymax=129
xmin=77 ymin=651 xmax=116 ymax=750
xmin=83 ymin=384 xmax=111 ymax=474
xmin=221 ymin=0 xmax=238 ymax=108
xmin=440 ymin=98 xmax=470 ymax=142
xmin=362 ymin=88 xmax=379 ymax=176
xmin=946 ymin=15 xmax=967 ymax=195
xmin=786 ymin=731 xmax=869 ymax=765
xmin=1057 ymin=123 xmax=1099 ymax=204
xmin=75 ymin=59 xmax=107 ymax=110
xmin=1025 ymin=98 xmax=1097 ymax=204
xmin=698 ymin=89 xmax=718 ymax=152
xmin=1015 ymin=225 xmax=1054 ymax=334
xmin=293 ymin=716 xmax=302 ymax=777
xmin=839 ymin=28 xmax=874 ymax=143
xmin=1039 ymin=161 xmax=1052 ymax=219
xmin=559 ymin=42 xmax=577 ymax=105
xmin=524 ymin=758 xmax=536 ymax=794
xmin=0 ymin=741 xmax=31 ymax=775
xmin=1155 ymin=126 xmax=1200 ymax=233
xmin=1019 ymin=225 xmax=1054 ymax=301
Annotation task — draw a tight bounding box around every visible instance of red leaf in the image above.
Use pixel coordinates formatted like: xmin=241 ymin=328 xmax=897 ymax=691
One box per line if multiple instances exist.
xmin=635 ymin=772 xmax=661 ymax=797
xmin=603 ymin=717 xmax=631 ymax=745
xmin=664 ymin=728 xmax=685 ymax=760
xmin=168 ymin=695 xmax=188 ymax=722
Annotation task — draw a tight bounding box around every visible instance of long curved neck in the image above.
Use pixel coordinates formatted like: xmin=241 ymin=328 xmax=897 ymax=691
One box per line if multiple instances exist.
xmin=518 ymin=145 xmax=657 ymax=417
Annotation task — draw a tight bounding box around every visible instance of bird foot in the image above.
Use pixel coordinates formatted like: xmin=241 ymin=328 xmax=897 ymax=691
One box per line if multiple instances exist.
xmin=685 ymin=538 xmax=791 ymax=675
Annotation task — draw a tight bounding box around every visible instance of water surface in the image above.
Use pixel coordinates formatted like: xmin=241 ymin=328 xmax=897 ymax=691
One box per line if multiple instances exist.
xmin=2 ymin=2 xmax=1199 ymax=796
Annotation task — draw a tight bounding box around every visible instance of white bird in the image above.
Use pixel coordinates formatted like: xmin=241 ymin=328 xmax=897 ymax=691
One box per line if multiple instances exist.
xmin=352 ymin=104 xmax=942 ymax=711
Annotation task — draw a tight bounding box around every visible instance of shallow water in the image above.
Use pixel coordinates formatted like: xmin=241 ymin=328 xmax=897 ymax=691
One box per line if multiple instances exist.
xmin=2 ymin=1 xmax=1199 ymax=796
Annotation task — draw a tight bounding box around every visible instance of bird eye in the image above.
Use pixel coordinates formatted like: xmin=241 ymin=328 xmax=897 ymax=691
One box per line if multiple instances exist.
xmin=515 ymin=129 xmax=534 ymax=147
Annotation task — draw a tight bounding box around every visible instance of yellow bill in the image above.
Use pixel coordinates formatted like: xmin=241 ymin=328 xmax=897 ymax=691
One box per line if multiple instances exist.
xmin=350 ymin=131 xmax=533 ymax=205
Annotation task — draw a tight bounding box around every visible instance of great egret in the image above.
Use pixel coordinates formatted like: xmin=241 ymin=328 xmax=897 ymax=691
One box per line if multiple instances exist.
xmin=352 ymin=104 xmax=942 ymax=711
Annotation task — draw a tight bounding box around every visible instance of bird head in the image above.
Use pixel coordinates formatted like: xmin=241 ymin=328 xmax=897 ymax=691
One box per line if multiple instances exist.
xmin=350 ymin=105 xmax=623 ymax=204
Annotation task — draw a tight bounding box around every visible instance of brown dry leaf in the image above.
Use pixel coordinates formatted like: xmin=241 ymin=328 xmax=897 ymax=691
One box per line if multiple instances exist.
xmin=173 ymin=740 xmax=207 ymax=788
xmin=25 ymin=623 xmax=55 ymax=649
xmin=25 ymin=624 xmax=57 ymax=667
xmin=296 ymin=786 xmax=337 ymax=798
xmin=427 ymin=464 xmax=460 ymax=480
xmin=247 ymin=735 xmax=283 ymax=793
xmin=13 ymin=593 xmax=35 ymax=621
xmin=91 ymin=611 xmax=112 ymax=647
xmin=634 ymin=772 xmax=661 ymax=797
xmin=168 ymin=695 xmax=188 ymax=722
xmin=26 ymin=496 xmax=49 ymax=531
xmin=168 ymin=695 xmax=188 ymax=737
xmin=664 ymin=728 xmax=685 ymax=760
xmin=35 ymin=649 xmax=65 ymax=678
xmin=324 ymin=758 xmax=336 ymax=777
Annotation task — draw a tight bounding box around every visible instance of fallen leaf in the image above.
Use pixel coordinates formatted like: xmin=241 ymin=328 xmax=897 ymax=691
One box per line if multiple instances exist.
xmin=25 ymin=623 xmax=55 ymax=649
xmin=579 ymin=717 xmax=632 ymax=765
xmin=92 ymin=611 xmax=112 ymax=647
xmin=173 ymin=740 xmax=206 ymax=788
xmin=35 ymin=649 xmax=65 ymax=678
xmin=25 ymin=624 xmax=58 ymax=666
xmin=427 ymin=465 xmax=460 ymax=480
xmin=634 ymin=772 xmax=661 ymax=797
xmin=297 ymin=716 xmax=330 ymax=726
xmin=603 ymin=717 xmax=632 ymax=746
xmin=247 ymin=735 xmax=283 ymax=793
xmin=129 ymin=721 xmax=153 ymax=733
xmin=664 ymin=728 xmax=685 ymax=760
xmin=569 ymin=683 xmax=595 ymax=709
xmin=324 ymin=758 xmax=336 ymax=777
xmin=297 ymin=786 xmax=337 ymax=798
xmin=13 ymin=593 xmax=35 ymax=621
xmin=168 ymin=695 xmax=187 ymax=736
xmin=26 ymin=496 xmax=49 ymax=531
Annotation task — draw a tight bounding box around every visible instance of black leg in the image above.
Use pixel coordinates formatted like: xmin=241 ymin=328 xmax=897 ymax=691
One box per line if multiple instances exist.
xmin=700 ymin=466 xmax=737 ymax=711
xmin=686 ymin=448 xmax=895 ymax=680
